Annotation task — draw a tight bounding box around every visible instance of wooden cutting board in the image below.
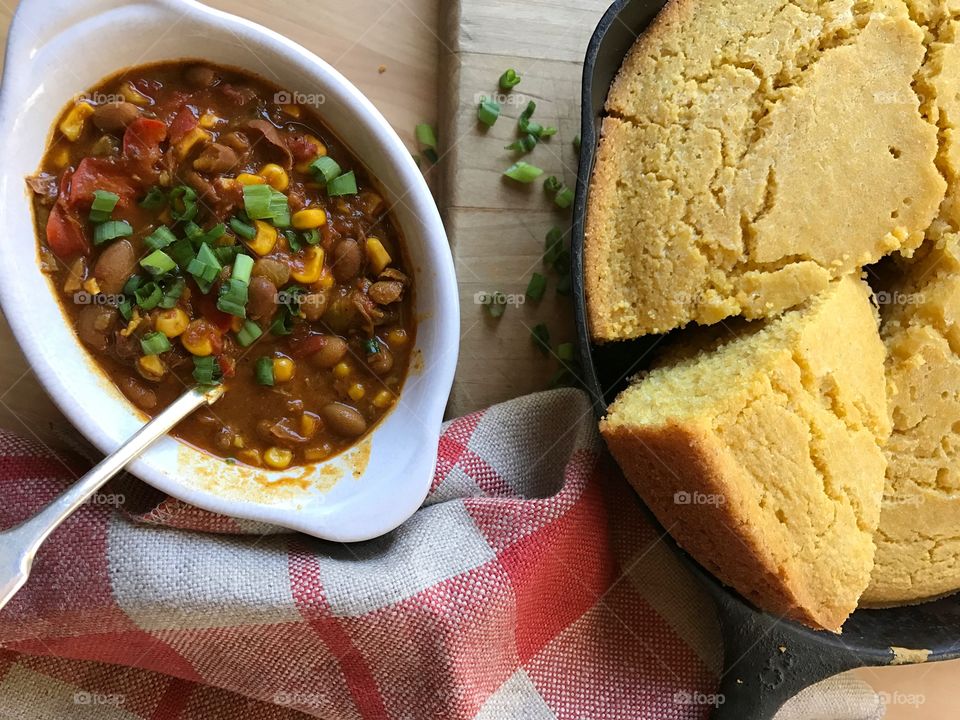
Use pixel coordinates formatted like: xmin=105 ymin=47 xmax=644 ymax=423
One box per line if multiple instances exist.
xmin=438 ymin=0 xmax=612 ymax=416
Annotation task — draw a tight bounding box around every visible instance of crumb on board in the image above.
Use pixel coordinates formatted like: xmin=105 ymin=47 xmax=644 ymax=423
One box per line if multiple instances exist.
xmin=378 ymin=64 xmax=387 ymax=74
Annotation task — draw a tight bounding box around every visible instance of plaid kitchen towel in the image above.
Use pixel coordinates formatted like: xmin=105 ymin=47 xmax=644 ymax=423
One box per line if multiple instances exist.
xmin=0 ymin=388 xmax=881 ymax=719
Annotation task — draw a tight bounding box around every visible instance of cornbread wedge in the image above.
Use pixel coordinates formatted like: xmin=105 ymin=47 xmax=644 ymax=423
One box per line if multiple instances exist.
xmin=586 ymin=0 xmax=945 ymax=341
xmin=601 ymin=278 xmax=890 ymax=631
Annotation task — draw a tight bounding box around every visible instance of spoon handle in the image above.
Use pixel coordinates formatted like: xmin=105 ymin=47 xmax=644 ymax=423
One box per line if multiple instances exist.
xmin=0 ymin=384 xmax=224 ymax=610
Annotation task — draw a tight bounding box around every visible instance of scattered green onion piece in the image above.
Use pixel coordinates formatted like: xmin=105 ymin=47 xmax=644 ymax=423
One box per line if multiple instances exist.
xmin=217 ymin=278 xmax=248 ymax=317
xmin=415 ymin=123 xmax=437 ymax=149
xmin=184 ymin=222 xmax=204 ymax=244
xmin=309 ymin=156 xmax=341 ymax=184
xmin=255 ymin=356 xmax=275 ymax=386
xmin=140 ymin=331 xmax=171 ymax=356
xmin=229 ymin=217 xmax=257 ymax=240
xmin=554 ymin=186 xmax=574 ymax=209
xmin=134 ymin=281 xmax=162 ymax=310
xmin=186 ymin=243 xmax=222 ymax=294
xmin=503 ymin=161 xmax=543 ymax=184
xmin=269 ymin=190 xmax=291 ymax=227
xmin=531 ymin=323 xmax=550 ymax=355
xmin=169 ymin=185 xmax=198 ymax=222
xmin=485 ymin=290 xmax=507 ymax=319
xmin=543 ymin=176 xmax=563 ymax=194
xmin=139 ymin=186 xmax=167 ymax=210
xmin=557 ymin=342 xmax=575 ymax=363
xmin=89 ymin=190 xmax=120 ymax=223
xmin=362 ymin=338 xmax=380 ymax=355
xmin=93 ymin=220 xmax=133 ymax=246
xmin=477 ymin=96 xmax=501 ymax=127
xmin=235 ymin=320 xmax=263 ymax=348
xmin=168 ymin=238 xmax=195 ymax=268
xmin=140 ymin=249 xmax=176 ymax=276
xmin=213 ymin=246 xmax=240 ymax=265
xmin=302 ymin=228 xmax=320 ymax=246
xmin=506 ymin=134 xmax=538 ymax=153
xmin=118 ymin=299 xmax=133 ymax=320
xmin=540 ymin=126 xmax=558 ymax=138
xmin=243 ymin=184 xmax=274 ymax=220
xmin=270 ymin=308 xmax=295 ymax=336
xmin=283 ymin=229 xmax=301 ymax=253
xmin=556 ymin=273 xmax=572 ymax=296
xmin=145 ymin=226 xmax=177 ymax=251
xmin=327 ymin=171 xmax=358 ymax=196
xmin=158 ymin=276 xmax=186 ymax=309
xmin=423 ymin=148 xmax=439 ymax=164
xmin=123 ymin=275 xmax=143 ymax=296
xmin=519 ymin=101 xmax=536 ymax=127
xmin=553 ymin=247 xmax=571 ymax=274
xmin=544 ymin=227 xmax=564 ymax=266
xmin=232 ymin=253 xmax=254 ymax=285
xmin=192 ymin=356 xmax=221 ymax=386
xmin=499 ymin=68 xmax=521 ymax=90
xmin=573 ymin=135 xmax=581 ymax=152
xmin=526 ymin=272 xmax=547 ymax=302
xmin=202 ymin=223 xmax=226 ymax=244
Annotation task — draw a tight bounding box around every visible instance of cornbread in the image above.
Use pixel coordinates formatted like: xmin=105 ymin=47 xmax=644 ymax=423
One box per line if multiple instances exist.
xmin=601 ymin=278 xmax=890 ymax=631
xmin=864 ymin=235 xmax=960 ymax=605
xmin=586 ymin=0 xmax=946 ymax=341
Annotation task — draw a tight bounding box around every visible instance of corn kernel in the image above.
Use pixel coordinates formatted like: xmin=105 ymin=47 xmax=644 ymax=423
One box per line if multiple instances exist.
xmin=120 ymin=309 xmax=142 ymax=338
xmin=238 ymin=449 xmax=262 ymax=466
xmin=156 ymin=308 xmax=190 ymax=338
xmin=199 ymin=113 xmax=221 ymax=129
xmin=246 ymin=220 xmax=278 ymax=256
xmin=291 ymin=246 xmax=324 ymax=284
xmin=236 ymin=173 xmax=267 ymax=186
xmin=264 ymin=447 xmax=293 ymax=470
xmin=366 ymin=238 xmax=392 ymax=274
xmin=300 ymin=413 xmax=318 ymax=438
xmin=291 ymin=208 xmax=326 ymax=230
xmin=82 ymin=277 xmax=101 ymax=295
xmin=373 ymin=390 xmax=394 ymax=409
xmin=59 ymin=101 xmax=94 ymax=141
xmin=282 ymin=104 xmax=302 ymax=118
xmin=260 ymin=163 xmax=289 ymax=191
xmin=137 ymin=355 xmax=167 ymax=382
xmin=273 ymin=357 xmax=296 ymax=383
xmin=317 ymin=270 xmax=335 ymax=290
xmin=386 ymin=328 xmax=408 ymax=346
xmin=50 ymin=147 xmax=71 ymax=169
xmin=122 ymin=82 xmax=150 ymax=106
xmin=333 ymin=361 xmax=351 ymax=379
xmin=181 ymin=320 xmax=215 ymax=357
xmin=304 ymin=446 xmax=331 ymax=463
xmin=232 ymin=435 xmax=246 ymax=449
xmin=347 ymin=383 xmax=366 ymax=401
xmin=295 ymin=135 xmax=327 ymax=173
xmin=175 ymin=127 xmax=211 ymax=159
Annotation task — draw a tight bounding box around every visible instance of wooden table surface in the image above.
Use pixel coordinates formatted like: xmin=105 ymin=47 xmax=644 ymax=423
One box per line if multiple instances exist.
xmin=0 ymin=1 xmax=955 ymax=716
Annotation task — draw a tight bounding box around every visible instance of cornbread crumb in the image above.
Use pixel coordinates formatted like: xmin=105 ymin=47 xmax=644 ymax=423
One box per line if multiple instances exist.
xmin=601 ymin=278 xmax=890 ymax=631
xmin=586 ymin=0 xmax=945 ymax=341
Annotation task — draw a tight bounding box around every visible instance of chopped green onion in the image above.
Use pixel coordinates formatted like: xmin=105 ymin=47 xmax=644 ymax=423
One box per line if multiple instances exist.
xmin=213 ymin=245 xmax=240 ymax=265
xmin=270 ymin=308 xmax=295 ymax=335
xmin=506 ymin=134 xmax=538 ymax=153
xmin=415 ymin=123 xmax=437 ymax=149
xmin=217 ymin=278 xmax=248 ymax=317
xmin=158 ymin=276 xmax=185 ymax=309
xmin=531 ymin=323 xmax=550 ymax=355
xmin=192 ymin=356 xmax=221 ymax=386
xmin=140 ymin=249 xmax=176 ymax=276
xmin=478 ymin=96 xmax=500 ymax=127
xmin=145 ymin=226 xmax=177 ymax=251
xmin=362 ymin=338 xmax=380 ymax=355
xmin=553 ymin=247 xmax=571 ymax=274
xmin=544 ymin=176 xmax=563 ymax=194
xmin=134 ymin=281 xmax=162 ymax=310
xmin=202 ymin=223 xmax=226 ymax=244
xmin=235 ymin=319 xmax=263 ymax=348
xmin=229 ymin=217 xmax=256 ymax=240
xmin=526 ymin=272 xmax=547 ymax=302
xmin=557 ymin=342 xmax=575 ymax=363
xmin=540 ymin=126 xmax=558 ymax=138
xmin=118 ymin=299 xmax=133 ymax=320
xmin=232 ymin=253 xmax=254 ymax=285
xmin=255 ymin=356 xmax=275 ymax=386
xmin=485 ymin=290 xmax=507 ymax=319
xmin=89 ymin=190 xmax=119 ymax=223
xmin=327 ymin=171 xmax=358 ymax=196
xmin=139 ymin=186 xmax=167 ymax=210
xmin=243 ymin=184 xmax=273 ymax=220
xmin=123 ymin=275 xmax=143 ymax=296
xmin=140 ymin=331 xmax=171 ymax=355
xmin=283 ymin=229 xmax=301 ymax=253
xmin=554 ymin=186 xmax=574 ymax=209
xmin=519 ymin=101 xmax=536 ymax=128
xmin=556 ymin=273 xmax=572 ymax=296
xmin=302 ymin=228 xmax=320 ymax=246
xmin=503 ymin=161 xmax=543 ymax=184
xmin=544 ymin=227 xmax=564 ymax=266
xmin=573 ymin=135 xmax=581 ymax=152
xmin=169 ymin=185 xmax=198 ymax=222
xmin=93 ymin=220 xmax=133 ymax=246
xmin=186 ymin=243 xmax=222 ymax=294
xmin=184 ymin=221 xmax=224 ymax=247
xmin=269 ymin=191 xmax=290 ymax=227
xmin=423 ymin=148 xmax=439 ymax=164
xmin=499 ymin=68 xmax=521 ymax=90
xmin=168 ymin=238 xmax=195 ymax=268
xmin=309 ymin=156 xmax=341 ymax=184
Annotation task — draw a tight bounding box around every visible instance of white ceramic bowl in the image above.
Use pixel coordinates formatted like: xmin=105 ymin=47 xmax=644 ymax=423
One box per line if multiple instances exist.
xmin=0 ymin=0 xmax=459 ymax=541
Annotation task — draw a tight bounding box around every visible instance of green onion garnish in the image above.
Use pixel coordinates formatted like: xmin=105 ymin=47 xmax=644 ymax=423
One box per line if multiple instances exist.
xmin=503 ymin=162 xmax=543 ymax=184
xmin=531 ymin=323 xmax=550 ymax=355
xmin=415 ymin=123 xmax=437 ymax=149
xmin=123 ymin=275 xmax=143 ymax=296
xmin=229 ymin=217 xmax=256 ymax=240
xmin=140 ymin=249 xmax=176 ymax=276
xmin=526 ymin=272 xmax=547 ymax=301
xmin=540 ymin=126 xmax=558 ymax=138
xmin=232 ymin=253 xmax=253 ymax=285
xmin=544 ymin=176 xmax=563 ymax=194
xmin=506 ymin=134 xmax=538 ymax=154
xmin=309 ymin=156 xmax=341 ymax=184
xmin=134 ymin=281 xmax=162 ymax=310
xmin=269 ymin=190 xmax=291 ymax=227
xmin=302 ymin=228 xmax=320 ymax=246
xmin=93 ymin=220 xmax=133 ymax=246
xmin=255 ymin=356 xmax=275 ymax=386
xmin=140 ymin=331 xmax=171 ymax=356
xmin=158 ymin=276 xmax=186 ymax=309
xmin=573 ymin=135 xmax=581 ymax=152
xmin=556 ymin=273 xmax=572 ymax=296
xmin=557 ymin=342 xmax=575 ymax=363
xmin=270 ymin=308 xmax=295 ymax=336
xmin=140 ymin=186 xmax=167 ymax=210
xmin=235 ymin=319 xmax=263 ymax=348
xmin=485 ymin=290 xmax=507 ymax=319
xmin=118 ymin=299 xmax=133 ymax=320
xmin=217 ymin=278 xmax=248 ymax=317
xmin=478 ymin=96 xmax=500 ymax=127
xmin=192 ymin=356 xmax=221 ymax=386
xmin=554 ymin=186 xmax=574 ymax=209
xmin=243 ymin=184 xmax=273 ymax=220
xmin=499 ymin=68 xmax=521 ymax=90
xmin=89 ymin=190 xmax=120 ymax=223
xmin=283 ymin=229 xmax=301 ymax=252
xmin=544 ymin=227 xmax=563 ymax=265
xmin=145 ymin=226 xmax=177 ymax=251
xmin=168 ymin=238 xmax=195 ymax=269
xmin=362 ymin=338 xmax=380 ymax=355
xmin=186 ymin=243 xmax=222 ymax=294
xmin=169 ymin=185 xmax=198 ymax=222
xmin=327 ymin=171 xmax=358 ymax=196
xmin=214 ymin=246 xmax=240 ymax=265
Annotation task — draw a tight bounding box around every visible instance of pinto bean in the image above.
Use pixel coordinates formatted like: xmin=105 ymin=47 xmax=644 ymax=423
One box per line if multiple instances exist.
xmin=251 ymin=258 xmax=290 ymax=287
xmin=185 ymin=65 xmax=218 ymax=88
xmin=76 ymin=305 xmax=118 ymax=352
xmin=321 ymin=403 xmax=367 ymax=438
xmin=193 ymin=143 xmax=239 ymax=174
xmin=93 ymin=239 xmax=137 ymax=294
xmin=119 ymin=376 xmax=157 ymax=411
xmin=300 ymin=292 xmax=328 ymax=322
xmin=307 ymin=335 xmax=348 ymax=368
xmin=366 ymin=343 xmax=394 ymax=375
xmin=331 ymin=239 xmax=363 ymax=282
xmin=247 ymin=276 xmax=278 ymax=322
xmin=92 ymin=102 xmax=140 ymax=132
xmin=368 ymin=280 xmax=403 ymax=305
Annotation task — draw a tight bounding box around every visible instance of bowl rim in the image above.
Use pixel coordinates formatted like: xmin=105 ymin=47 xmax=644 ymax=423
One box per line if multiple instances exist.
xmin=0 ymin=0 xmax=460 ymax=541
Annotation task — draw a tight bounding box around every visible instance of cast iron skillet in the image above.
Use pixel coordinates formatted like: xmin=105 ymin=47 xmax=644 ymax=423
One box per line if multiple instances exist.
xmin=571 ymin=1 xmax=960 ymax=718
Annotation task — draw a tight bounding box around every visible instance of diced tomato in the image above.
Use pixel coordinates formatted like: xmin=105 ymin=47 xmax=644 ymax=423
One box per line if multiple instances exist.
xmin=46 ymin=204 xmax=89 ymax=258
xmin=288 ymin=333 xmax=328 ymax=358
xmin=194 ymin=287 xmax=233 ymax=333
xmin=123 ymin=117 xmax=168 ymax=167
xmin=168 ymin=104 xmax=198 ymax=145
xmin=216 ymin=354 xmax=237 ymax=379
xmin=68 ymin=157 xmax=139 ymax=209
xmin=287 ymin=134 xmax=319 ymax=163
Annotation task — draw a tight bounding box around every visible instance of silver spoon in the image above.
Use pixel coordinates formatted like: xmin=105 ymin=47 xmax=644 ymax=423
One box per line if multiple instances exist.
xmin=0 ymin=384 xmax=224 ymax=610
